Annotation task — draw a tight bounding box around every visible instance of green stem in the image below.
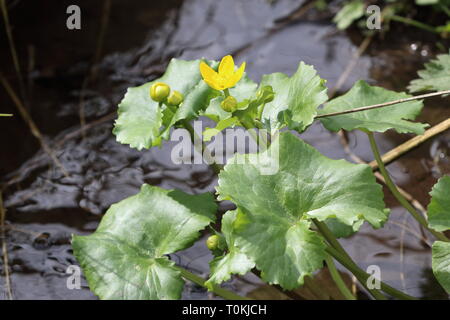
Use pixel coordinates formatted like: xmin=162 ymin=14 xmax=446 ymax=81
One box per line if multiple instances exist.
xmin=223 ymin=88 xmax=230 ymax=97
xmin=439 ymin=3 xmax=450 ymax=18
xmin=314 ymin=219 xmax=416 ymax=300
xmin=313 ymin=219 xmax=387 ymax=300
xmin=182 ymin=119 xmax=223 ymax=174
xmin=0 ymin=114 xmax=12 ymax=117
xmin=325 ymin=255 xmax=356 ymax=300
xmin=326 ymin=246 xmax=416 ymax=300
xmin=177 ymin=267 xmax=249 ymax=300
xmin=367 ymin=132 xmax=449 ymax=242
xmin=390 ymin=15 xmax=438 ymax=34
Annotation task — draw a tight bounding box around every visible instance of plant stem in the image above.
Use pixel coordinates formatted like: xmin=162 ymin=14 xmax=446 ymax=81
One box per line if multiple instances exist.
xmin=181 ymin=119 xmax=223 ymax=174
xmin=368 ymin=118 xmax=450 ymax=170
xmin=325 ymin=255 xmax=356 ymax=300
xmin=326 ymin=246 xmax=416 ymax=300
xmin=439 ymin=3 xmax=450 ymax=18
xmin=177 ymin=267 xmax=249 ymax=300
xmin=389 ymin=15 xmax=438 ymax=34
xmin=314 ymin=219 xmax=416 ymax=300
xmin=313 ymin=219 xmax=387 ymax=300
xmin=0 ymin=114 xmax=13 ymax=117
xmin=315 ymin=89 xmax=450 ymax=119
xmin=367 ymin=132 xmax=449 ymax=242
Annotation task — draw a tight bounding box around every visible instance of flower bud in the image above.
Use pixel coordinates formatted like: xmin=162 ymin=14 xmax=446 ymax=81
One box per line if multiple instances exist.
xmin=257 ymin=86 xmax=274 ymax=103
xmin=206 ymin=235 xmax=220 ymax=251
xmin=166 ymin=90 xmax=184 ymax=106
xmin=221 ymin=96 xmax=238 ymax=112
xmin=150 ymin=82 xmax=170 ymax=102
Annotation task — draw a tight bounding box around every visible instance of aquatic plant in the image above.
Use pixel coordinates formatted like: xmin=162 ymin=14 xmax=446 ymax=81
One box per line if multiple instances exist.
xmin=72 ymin=53 xmax=450 ymax=300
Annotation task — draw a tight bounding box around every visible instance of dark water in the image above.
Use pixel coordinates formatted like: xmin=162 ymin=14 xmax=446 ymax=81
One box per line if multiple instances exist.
xmin=0 ymin=0 xmax=449 ymax=299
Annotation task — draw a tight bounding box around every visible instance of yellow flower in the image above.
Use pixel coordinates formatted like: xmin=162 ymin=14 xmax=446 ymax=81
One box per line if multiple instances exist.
xmin=199 ymin=55 xmax=246 ymax=91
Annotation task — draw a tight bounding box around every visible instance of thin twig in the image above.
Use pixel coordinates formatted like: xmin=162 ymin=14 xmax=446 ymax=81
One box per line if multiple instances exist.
xmin=387 ymin=220 xmax=432 ymax=248
xmin=0 ymin=0 xmax=25 ymax=101
xmin=329 ymin=35 xmax=373 ymax=98
xmin=399 ymin=213 xmax=407 ymax=293
xmin=79 ymin=0 xmax=111 ymax=138
xmin=316 ymin=89 xmax=450 ymax=119
xmin=368 ymin=118 xmax=450 ymax=169
xmin=0 ymin=192 xmax=13 ymax=300
xmin=0 ymin=72 xmax=70 ymax=178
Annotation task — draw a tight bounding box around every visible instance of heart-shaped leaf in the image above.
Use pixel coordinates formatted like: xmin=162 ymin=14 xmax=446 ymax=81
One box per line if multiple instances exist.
xmin=319 ymin=80 xmax=427 ymax=135
xmin=432 ymin=241 xmax=450 ymax=294
xmin=72 ymin=184 xmax=217 ymax=300
xmin=428 ymin=175 xmax=450 ymax=232
xmin=216 ymin=132 xmax=389 ymax=289
xmin=205 ymin=210 xmax=255 ymax=289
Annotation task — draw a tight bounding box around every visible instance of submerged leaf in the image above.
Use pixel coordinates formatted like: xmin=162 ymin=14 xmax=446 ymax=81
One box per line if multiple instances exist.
xmin=72 ymin=184 xmax=217 ymax=300
xmin=216 ymin=132 xmax=389 ymax=289
xmin=428 ymin=175 xmax=450 ymax=232
xmin=432 ymin=241 xmax=450 ymax=293
xmin=319 ymin=80 xmax=427 ymax=135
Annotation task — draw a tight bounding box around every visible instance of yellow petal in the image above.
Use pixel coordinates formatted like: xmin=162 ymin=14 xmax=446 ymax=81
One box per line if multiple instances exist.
xmin=204 ymin=78 xmax=223 ymax=91
xmin=200 ymin=61 xmax=217 ymax=83
xmin=226 ymin=61 xmax=246 ymax=88
xmin=218 ymin=55 xmax=235 ymax=78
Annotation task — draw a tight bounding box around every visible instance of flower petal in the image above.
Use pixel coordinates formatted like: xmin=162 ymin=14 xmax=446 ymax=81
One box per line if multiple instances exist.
xmin=200 ymin=61 xmax=217 ymax=82
xmin=200 ymin=61 xmax=222 ymax=90
xmin=226 ymin=61 xmax=246 ymax=88
xmin=218 ymin=55 xmax=235 ymax=78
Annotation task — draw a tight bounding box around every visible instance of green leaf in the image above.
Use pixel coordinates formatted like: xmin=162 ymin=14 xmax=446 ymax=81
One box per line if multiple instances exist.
xmin=202 ymin=96 xmax=232 ymax=122
xmin=432 ymin=241 xmax=450 ymax=293
xmin=333 ymin=0 xmax=365 ymax=30
xmin=203 ymin=117 xmax=240 ymax=142
xmin=260 ymin=62 xmax=328 ymax=133
xmin=205 ymin=210 xmax=255 ymax=289
xmin=202 ymin=77 xmax=258 ymax=123
xmin=319 ymin=80 xmax=427 ymax=135
xmin=408 ymin=52 xmax=450 ymax=93
xmin=216 ymin=132 xmax=389 ymax=289
xmin=114 ymin=59 xmax=210 ymax=150
xmin=72 ymin=184 xmax=217 ymax=300
xmin=325 ymin=218 xmax=363 ymax=238
xmin=428 ymin=175 xmax=450 ymax=232
xmin=113 ymin=58 xmax=257 ymax=150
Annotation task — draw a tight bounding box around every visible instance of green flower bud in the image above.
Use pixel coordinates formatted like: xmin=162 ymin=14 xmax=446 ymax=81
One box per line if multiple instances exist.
xmin=166 ymin=90 xmax=184 ymax=106
xmin=256 ymin=86 xmax=275 ymax=103
xmin=206 ymin=235 xmax=220 ymax=251
xmin=150 ymin=82 xmax=170 ymax=102
xmin=221 ymin=96 xmax=238 ymax=112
